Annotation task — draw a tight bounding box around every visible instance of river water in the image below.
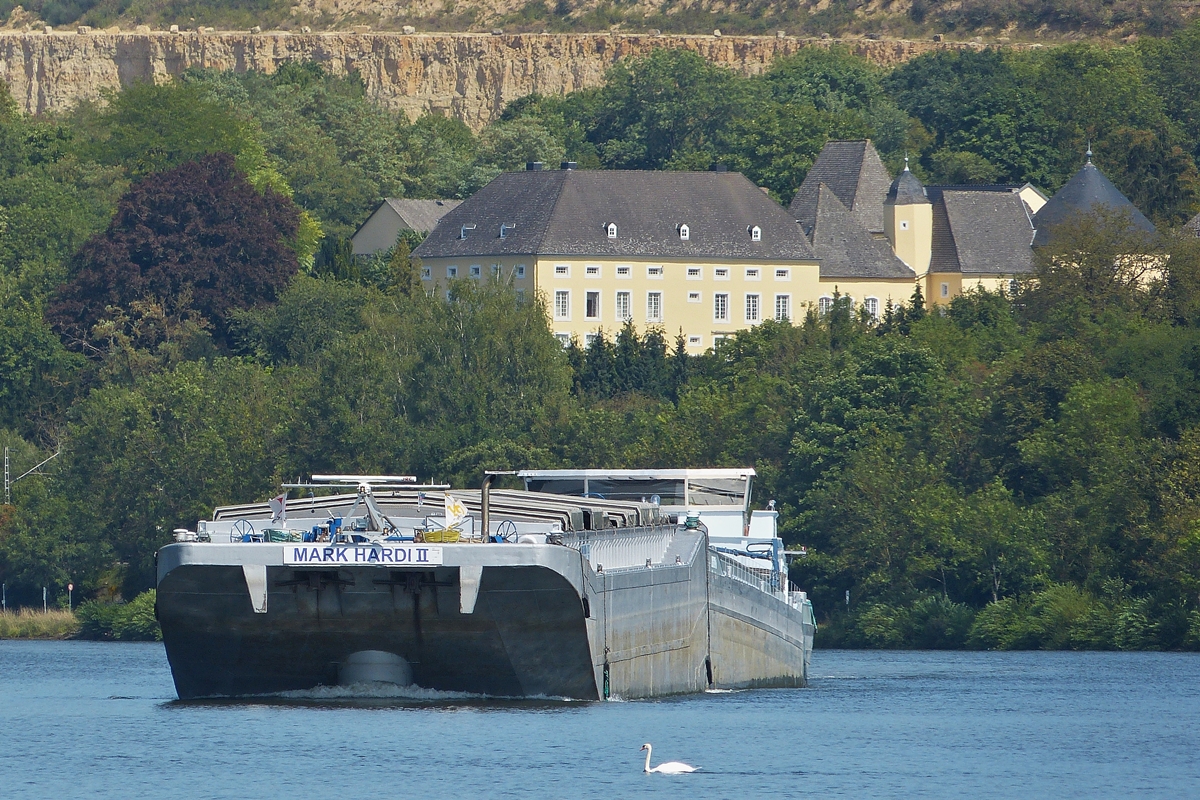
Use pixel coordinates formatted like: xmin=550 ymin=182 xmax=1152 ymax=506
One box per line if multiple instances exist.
xmin=1 ymin=642 xmax=1197 ymax=799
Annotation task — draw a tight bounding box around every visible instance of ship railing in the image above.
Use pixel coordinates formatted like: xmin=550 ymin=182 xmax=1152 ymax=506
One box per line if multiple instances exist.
xmin=708 ymin=547 xmax=787 ymax=600
xmin=561 ymin=525 xmax=674 ymax=572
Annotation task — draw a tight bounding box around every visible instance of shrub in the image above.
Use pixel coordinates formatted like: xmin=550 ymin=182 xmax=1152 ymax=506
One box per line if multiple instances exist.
xmin=76 ymin=590 xmax=161 ymax=641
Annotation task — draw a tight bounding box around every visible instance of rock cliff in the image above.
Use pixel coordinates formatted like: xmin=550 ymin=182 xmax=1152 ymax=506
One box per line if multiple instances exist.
xmin=0 ymin=31 xmax=989 ymax=128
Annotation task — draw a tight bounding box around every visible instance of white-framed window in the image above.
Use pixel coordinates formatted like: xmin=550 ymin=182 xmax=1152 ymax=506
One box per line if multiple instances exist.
xmin=585 ymin=290 xmax=601 ymax=320
xmin=515 ymin=264 xmax=526 ymax=279
xmin=421 ymin=266 xmax=432 ymax=280
xmin=714 ymin=292 xmax=729 ymax=323
xmin=750 ymin=225 xmax=762 ymax=241
xmin=554 ymin=290 xmax=571 ymax=320
xmin=818 ymin=296 xmax=834 ymax=315
xmin=616 ymin=291 xmax=632 ymax=321
xmin=555 ymin=332 xmax=571 ymax=346
xmin=863 ymin=297 xmax=880 ymax=320
xmin=688 ymin=335 xmax=703 ymax=347
xmin=616 ymin=265 xmax=632 ymax=278
xmin=490 ymin=264 xmax=502 ymax=278
xmin=774 ymin=268 xmax=790 ymax=281
xmin=775 ymin=294 xmax=791 ymax=322
xmin=900 ymin=220 xmax=910 ymax=230
xmin=646 ymin=291 xmax=663 ymax=323
xmin=713 ymin=334 xmax=729 ymax=345
xmin=745 ymin=293 xmax=761 ymax=323
xmin=607 ymin=223 xmax=617 ymax=239
xmin=647 ymin=265 xmax=664 ymax=279
xmin=446 ymin=266 xmax=458 ymax=278
xmin=745 ymin=268 xmax=761 ymax=281
xmin=687 ymin=291 xmax=702 ymax=303
xmin=585 ymin=264 xmax=601 ymax=278
xmin=714 ymin=268 xmax=730 ymax=280
xmin=585 ymin=333 xmax=598 ymax=347
xmin=516 ymin=288 xmax=526 ymax=301
xmin=554 ymin=264 xmax=570 ymax=278
xmin=687 ymin=267 xmax=702 ymax=280
xmin=941 ymin=282 xmax=950 ymax=298
xmin=469 ymin=264 xmax=482 ymax=279
xmin=679 ymin=224 xmax=690 ymax=240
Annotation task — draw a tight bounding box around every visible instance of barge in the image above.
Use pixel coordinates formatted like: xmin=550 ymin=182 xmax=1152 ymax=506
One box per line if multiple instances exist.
xmin=156 ymin=468 xmax=815 ymax=700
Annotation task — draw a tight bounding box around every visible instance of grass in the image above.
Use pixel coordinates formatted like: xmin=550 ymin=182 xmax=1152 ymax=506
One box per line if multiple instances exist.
xmin=0 ymin=608 xmax=82 ymax=639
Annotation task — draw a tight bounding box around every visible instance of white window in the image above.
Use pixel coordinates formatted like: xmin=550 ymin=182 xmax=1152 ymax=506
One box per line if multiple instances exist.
xmin=900 ymin=220 xmax=910 ymax=230
xmin=647 ymin=265 xmax=664 ymax=279
xmin=585 ymin=333 xmax=598 ymax=347
xmin=607 ymin=223 xmax=617 ymax=239
xmin=421 ymin=266 xmax=432 ymax=280
xmin=616 ymin=265 xmax=631 ymax=279
xmin=688 ymin=335 xmax=703 ymax=347
xmin=554 ymin=290 xmax=571 ymax=320
xmin=774 ymin=268 xmax=790 ymax=281
xmin=446 ymin=266 xmax=458 ymax=278
xmin=687 ymin=267 xmax=702 ymax=280
xmin=554 ymin=264 xmax=570 ymax=278
xmin=745 ymin=268 xmax=760 ymax=281
xmin=714 ymin=334 xmax=729 ymax=345
xmin=585 ymin=290 xmax=601 ymax=320
xmin=469 ymin=264 xmax=482 ymax=279
xmin=818 ymin=296 xmax=834 ymax=315
xmin=516 ymin=289 xmax=526 ymax=301
xmin=687 ymin=291 xmax=702 ymax=303
xmin=750 ymin=225 xmax=762 ymax=241
xmin=714 ymin=268 xmax=730 ymax=280
xmin=863 ymin=297 xmax=880 ymax=320
xmin=646 ymin=291 xmax=663 ymax=323
xmin=490 ymin=264 xmax=502 ymax=278
xmin=745 ymin=293 xmax=761 ymax=323
xmin=775 ymin=294 xmax=791 ymax=322
xmin=555 ymin=332 xmax=570 ymax=346
xmin=515 ymin=264 xmax=526 ymax=279
xmin=499 ymin=223 xmax=514 ymax=239
xmin=616 ymin=291 xmax=632 ymax=321
xmin=941 ymin=282 xmax=950 ymax=298
xmin=585 ymin=264 xmax=601 ymax=278
xmin=679 ymin=224 xmax=690 ymax=240
xmin=714 ymin=293 xmax=729 ymax=322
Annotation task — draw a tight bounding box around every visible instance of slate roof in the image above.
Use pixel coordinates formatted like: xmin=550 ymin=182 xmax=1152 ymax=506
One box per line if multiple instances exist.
xmin=1185 ymin=211 xmax=1200 ymax=236
xmin=886 ymin=166 xmax=930 ymax=206
xmin=414 ymin=169 xmax=817 ymax=262
xmin=808 ymin=184 xmax=915 ymax=279
xmin=1032 ymin=162 xmax=1156 ymax=247
xmin=789 ymin=140 xmax=893 ymax=234
xmin=927 ymin=187 xmax=1035 ymax=275
xmin=383 ymin=198 xmax=462 ymax=232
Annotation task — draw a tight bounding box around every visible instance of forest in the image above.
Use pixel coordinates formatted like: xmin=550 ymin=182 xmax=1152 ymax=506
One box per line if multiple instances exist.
xmin=3 ymin=24 xmax=1200 ymax=648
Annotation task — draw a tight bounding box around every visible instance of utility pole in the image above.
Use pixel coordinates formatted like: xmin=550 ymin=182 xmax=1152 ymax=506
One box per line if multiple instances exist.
xmin=42 ymin=586 xmax=47 ymax=613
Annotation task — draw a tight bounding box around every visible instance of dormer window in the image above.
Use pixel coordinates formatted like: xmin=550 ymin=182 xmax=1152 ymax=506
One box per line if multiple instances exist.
xmin=499 ymin=223 xmax=515 ymax=239
xmin=678 ymin=224 xmax=690 ymax=241
xmin=750 ymin=225 xmax=761 ymax=241
xmin=606 ymin=223 xmax=617 ymax=239
xmin=459 ymin=224 xmax=476 ymax=239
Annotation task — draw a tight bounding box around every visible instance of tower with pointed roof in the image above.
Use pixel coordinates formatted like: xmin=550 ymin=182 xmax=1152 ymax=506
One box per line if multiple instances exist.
xmin=884 ymin=158 xmax=933 ymax=276
xmin=1032 ymin=147 xmax=1156 ymax=247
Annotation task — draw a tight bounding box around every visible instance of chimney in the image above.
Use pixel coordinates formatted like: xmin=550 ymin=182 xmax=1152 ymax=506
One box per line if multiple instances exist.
xmin=560 ymin=161 xmax=578 ymax=170
xmin=710 ymin=163 xmax=728 ymax=172
xmin=526 ymin=162 xmax=544 ymax=171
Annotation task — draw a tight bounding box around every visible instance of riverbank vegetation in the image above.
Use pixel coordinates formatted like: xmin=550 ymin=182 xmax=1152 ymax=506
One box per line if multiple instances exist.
xmin=3 ymin=28 xmax=1200 ymax=649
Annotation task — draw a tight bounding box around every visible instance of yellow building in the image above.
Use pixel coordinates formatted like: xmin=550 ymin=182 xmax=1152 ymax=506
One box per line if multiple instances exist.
xmin=412 ymin=166 xmax=826 ymax=351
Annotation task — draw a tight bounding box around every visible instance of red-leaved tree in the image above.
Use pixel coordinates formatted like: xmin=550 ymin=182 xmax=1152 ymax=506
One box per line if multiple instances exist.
xmin=48 ymin=153 xmax=301 ymax=352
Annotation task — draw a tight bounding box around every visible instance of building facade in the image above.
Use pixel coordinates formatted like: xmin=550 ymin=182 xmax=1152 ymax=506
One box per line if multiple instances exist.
xmin=412 ymin=167 xmax=823 ymax=350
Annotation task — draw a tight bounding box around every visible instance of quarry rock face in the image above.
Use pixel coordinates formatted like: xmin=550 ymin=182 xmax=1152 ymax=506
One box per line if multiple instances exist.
xmin=0 ymin=32 xmax=972 ymax=128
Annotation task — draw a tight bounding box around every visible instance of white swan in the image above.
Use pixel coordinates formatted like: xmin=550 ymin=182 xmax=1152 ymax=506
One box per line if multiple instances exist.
xmin=641 ymin=743 xmax=698 ymax=774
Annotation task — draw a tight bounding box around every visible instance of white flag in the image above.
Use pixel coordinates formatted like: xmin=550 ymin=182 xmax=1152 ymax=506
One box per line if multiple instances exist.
xmin=269 ymin=493 xmax=287 ymax=524
xmin=445 ymin=493 xmax=468 ymax=529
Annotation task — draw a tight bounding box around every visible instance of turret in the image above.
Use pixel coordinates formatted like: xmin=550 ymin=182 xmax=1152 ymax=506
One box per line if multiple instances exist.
xmin=884 ymin=158 xmax=932 ymax=274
